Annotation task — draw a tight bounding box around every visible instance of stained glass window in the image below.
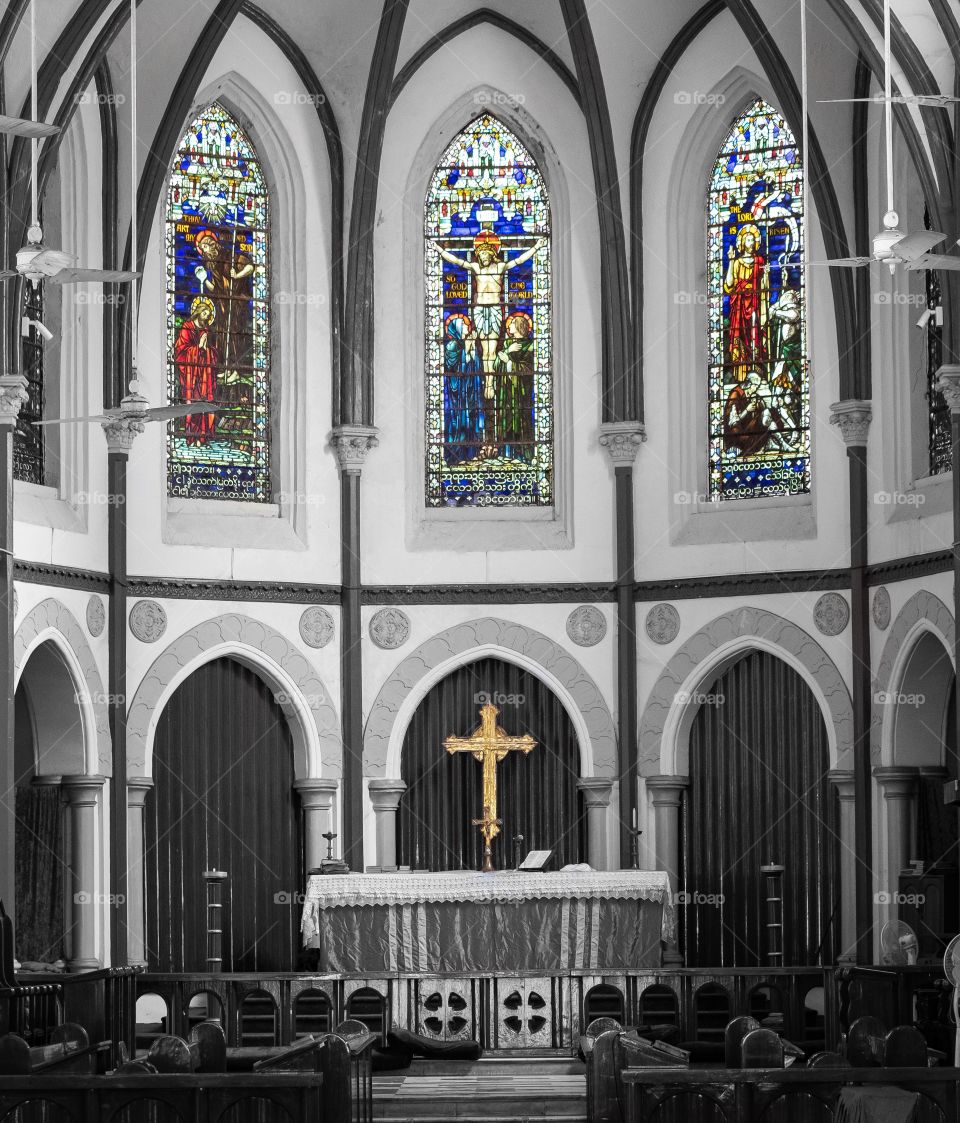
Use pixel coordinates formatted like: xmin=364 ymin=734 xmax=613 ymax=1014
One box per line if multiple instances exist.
xmin=708 ymin=99 xmax=809 ymax=501
xmin=424 ymin=114 xmax=552 ymax=507
xmin=16 ymin=282 xmax=45 ymax=485
xmin=166 ymin=102 xmax=270 ymax=501
xmin=924 ymin=209 xmax=949 ymax=475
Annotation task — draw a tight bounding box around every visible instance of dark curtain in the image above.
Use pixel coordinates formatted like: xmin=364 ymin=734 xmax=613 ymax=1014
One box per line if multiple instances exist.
xmin=145 ymin=658 xmax=303 ymax=972
xmin=14 ymin=785 xmax=64 ymax=962
xmin=398 ymin=658 xmax=584 ymax=871
xmin=681 ymin=652 xmax=839 ymax=967
xmin=917 ymin=678 xmax=958 ymax=870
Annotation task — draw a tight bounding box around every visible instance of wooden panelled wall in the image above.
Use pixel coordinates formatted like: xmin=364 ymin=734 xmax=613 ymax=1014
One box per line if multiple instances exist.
xmin=681 ymin=652 xmax=839 ymax=967
xmin=145 ymin=657 xmax=303 ymax=972
xmin=398 ymin=658 xmax=585 ymax=872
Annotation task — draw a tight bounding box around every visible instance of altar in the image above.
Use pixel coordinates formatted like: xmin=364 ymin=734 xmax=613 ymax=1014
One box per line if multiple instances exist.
xmin=300 ymin=870 xmax=673 ymax=974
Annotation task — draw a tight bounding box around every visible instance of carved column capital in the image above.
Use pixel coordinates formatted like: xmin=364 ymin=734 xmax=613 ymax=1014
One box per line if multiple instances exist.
xmin=294 ymin=777 xmax=339 ymax=812
xmin=936 ymin=365 xmax=960 ymax=413
xmin=330 ymin=424 xmax=379 ymax=475
xmin=0 ymin=375 xmax=29 ymax=427
xmin=368 ymin=778 xmax=407 ymax=812
xmin=576 ymin=777 xmax=614 ymax=808
xmin=829 ymin=399 xmax=872 ymax=447
xmin=598 ymin=421 xmax=646 ymax=467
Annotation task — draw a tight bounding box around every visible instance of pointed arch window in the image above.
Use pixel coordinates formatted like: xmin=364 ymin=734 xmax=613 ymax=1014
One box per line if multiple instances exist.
xmin=708 ymin=98 xmax=809 ymax=500
xmin=424 ymin=114 xmax=552 ymax=507
xmin=166 ymin=102 xmax=270 ymax=502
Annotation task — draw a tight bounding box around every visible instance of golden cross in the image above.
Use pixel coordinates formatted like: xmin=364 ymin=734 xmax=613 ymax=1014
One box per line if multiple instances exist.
xmin=444 ymin=702 xmax=536 ymax=871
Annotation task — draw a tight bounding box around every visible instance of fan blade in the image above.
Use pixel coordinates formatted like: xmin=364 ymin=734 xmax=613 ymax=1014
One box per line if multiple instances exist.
xmin=818 ymin=94 xmax=960 ymax=107
xmin=146 ymin=403 xmax=225 ymax=421
xmin=32 ymin=412 xmax=115 ymax=426
xmin=50 ymin=267 xmax=140 ymax=284
xmin=904 ymin=253 xmax=960 ymax=272
xmin=891 ymin=229 xmax=947 ymax=260
xmin=0 ymin=114 xmax=58 ymax=138
xmin=808 ymin=257 xmax=872 ymax=268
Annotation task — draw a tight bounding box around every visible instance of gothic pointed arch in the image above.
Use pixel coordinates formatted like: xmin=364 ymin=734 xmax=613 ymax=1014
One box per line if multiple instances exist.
xmin=166 ymin=101 xmax=271 ymax=502
xmin=708 ymin=97 xmax=809 ymax=501
xmin=424 ymin=114 xmax=552 ymax=507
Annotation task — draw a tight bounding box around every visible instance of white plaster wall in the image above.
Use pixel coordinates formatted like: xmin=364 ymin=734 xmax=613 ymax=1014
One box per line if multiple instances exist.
xmin=363 ymin=23 xmax=613 ymax=585
xmin=127 ymin=19 xmax=340 ymax=584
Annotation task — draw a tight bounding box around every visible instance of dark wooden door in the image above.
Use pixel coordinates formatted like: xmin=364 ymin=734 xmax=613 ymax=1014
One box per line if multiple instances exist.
xmin=145 ymin=657 xmax=303 ymax=971
xmin=681 ymin=651 xmax=839 ymax=967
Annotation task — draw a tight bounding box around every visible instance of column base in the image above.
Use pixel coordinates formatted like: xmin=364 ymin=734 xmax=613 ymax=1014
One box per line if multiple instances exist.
xmin=662 ymin=948 xmax=684 ymax=966
xmin=67 ymin=956 xmax=103 ymax=973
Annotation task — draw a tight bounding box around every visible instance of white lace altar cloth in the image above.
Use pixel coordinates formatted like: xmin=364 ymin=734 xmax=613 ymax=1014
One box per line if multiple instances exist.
xmin=301 ymin=869 xmax=674 ymax=944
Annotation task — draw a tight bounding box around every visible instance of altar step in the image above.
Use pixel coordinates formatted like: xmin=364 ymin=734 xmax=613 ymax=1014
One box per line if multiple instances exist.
xmin=373 ymin=1056 xmax=586 ymax=1121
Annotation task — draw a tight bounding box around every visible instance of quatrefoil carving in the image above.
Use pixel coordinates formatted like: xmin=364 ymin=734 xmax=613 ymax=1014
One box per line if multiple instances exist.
xmin=502 ymin=989 xmax=547 ymax=1036
xmin=422 ymin=990 xmax=469 ymax=1036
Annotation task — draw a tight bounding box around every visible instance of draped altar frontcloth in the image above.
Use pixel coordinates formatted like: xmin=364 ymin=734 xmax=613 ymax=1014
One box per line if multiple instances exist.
xmin=300 ymin=870 xmax=673 ymax=974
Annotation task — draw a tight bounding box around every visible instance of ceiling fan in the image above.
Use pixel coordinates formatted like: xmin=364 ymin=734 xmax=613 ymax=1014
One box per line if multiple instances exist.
xmin=811 ymin=0 xmax=960 ymax=274
xmin=0 ymin=0 xmax=138 ymax=297
xmin=36 ymin=0 xmax=221 ymax=437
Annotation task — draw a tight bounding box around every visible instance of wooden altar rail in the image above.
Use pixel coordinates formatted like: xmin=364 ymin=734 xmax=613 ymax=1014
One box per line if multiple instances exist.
xmin=0 ymin=967 xmax=140 ymax=1055
xmin=135 ymin=967 xmax=837 ymax=1054
xmin=836 ymin=965 xmax=951 ymax=1035
xmin=0 ymin=1071 xmax=325 ymax=1122
xmin=618 ymin=1067 xmax=960 ymax=1123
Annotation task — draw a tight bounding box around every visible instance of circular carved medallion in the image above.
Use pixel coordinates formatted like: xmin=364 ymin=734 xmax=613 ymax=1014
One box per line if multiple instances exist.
xmin=645 ymin=603 xmax=680 ymax=645
xmin=369 ymin=607 xmax=411 ymax=650
xmin=566 ymin=605 xmax=607 ymax=647
xmin=300 ymin=606 xmax=335 ymax=649
xmin=813 ymin=592 xmax=850 ymax=636
xmin=872 ymin=586 xmax=891 ymax=631
xmin=129 ymin=599 xmax=167 ymax=643
xmin=86 ymin=595 xmax=105 ymax=637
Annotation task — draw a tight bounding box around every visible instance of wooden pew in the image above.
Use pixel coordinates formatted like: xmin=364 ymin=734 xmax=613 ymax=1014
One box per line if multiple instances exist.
xmin=0 ymin=1024 xmax=112 ymax=1075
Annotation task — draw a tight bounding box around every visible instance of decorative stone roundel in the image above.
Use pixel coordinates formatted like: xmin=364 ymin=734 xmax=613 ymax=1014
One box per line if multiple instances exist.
xmin=369 ymin=608 xmax=411 ymax=650
xmin=129 ymin=599 xmax=167 ymax=644
xmin=86 ymin=595 xmax=106 ymax=637
xmin=566 ymin=605 xmax=607 ymax=647
xmin=300 ymin=606 xmax=334 ymax=649
xmin=813 ymin=592 xmax=850 ymax=636
xmin=872 ymin=586 xmax=892 ymax=631
xmin=645 ymin=603 xmax=680 ymax=645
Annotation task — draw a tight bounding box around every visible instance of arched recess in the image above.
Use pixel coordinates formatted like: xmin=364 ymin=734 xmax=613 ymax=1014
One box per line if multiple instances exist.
xmin=872 ymin=591 xmax=958 ymax=946
xmin=398 ymin=657 xmax=586 ymax=870
xmin=398 ymin=80 xmax=575 ymax=551
xmin=364 ymin=617 xmax=616 ymax=781
xmin=14 ymin=598 xmax=110 ymax=775
xmin=160 ymin=68 xmax=317 ymax=544
xmin=873 ymin=589 xmax=955 ymax=768
xmin=660 ymin=65 xmax=830 ymax=541
xmin=638 ymin=606 xmax=853 ymax=776
xmin=126 ymin=613 xmax=341 ymax=781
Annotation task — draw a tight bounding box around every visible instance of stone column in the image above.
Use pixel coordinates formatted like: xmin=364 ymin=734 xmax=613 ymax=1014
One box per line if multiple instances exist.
xmin=295 ymin=778 xmax=340 ymax=870
xmin=125 ymin=778 xmax=153 ymax=968
xmin=828 ymin=770 xmax=858 ymax=965
xmin=874 ymin=766 xmax=919 ymax=931
xmin=62 ymin=775 xmax=106 ymax=972
xmin=368 ymin=779 xmax=407 ymax=869
xmin=577 ymin=777 xmax=614 ymax=871
xmin=647 ymin=775 xmax=690 ymax=966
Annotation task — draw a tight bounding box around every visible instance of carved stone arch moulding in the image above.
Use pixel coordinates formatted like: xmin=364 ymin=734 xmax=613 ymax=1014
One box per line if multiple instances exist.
xmin=872 ymin=589 xmax=955 ymax=768
xmin=126 ymin=613 xmax=342 ymax=781
xmin=14 ymin=597 xmax=112 ymax=774
xmin=363 ymin=617 xmax=617 ymax=780
xmin=638 ymin=605 xmax=853 ymax=776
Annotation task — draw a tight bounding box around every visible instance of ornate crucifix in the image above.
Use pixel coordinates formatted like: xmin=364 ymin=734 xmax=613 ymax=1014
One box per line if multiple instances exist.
xmin=444 ymin=702 xmax=536 ymax=872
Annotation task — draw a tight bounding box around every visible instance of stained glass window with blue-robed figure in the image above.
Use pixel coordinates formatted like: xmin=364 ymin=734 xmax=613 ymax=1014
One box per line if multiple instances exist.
xmin=166 ymin=103 xmax=270 ymax=501
xmin=424 ymin=115 xmax=552 ymax=507
xmin=708 ymin=98 xmax=809 ymax=501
